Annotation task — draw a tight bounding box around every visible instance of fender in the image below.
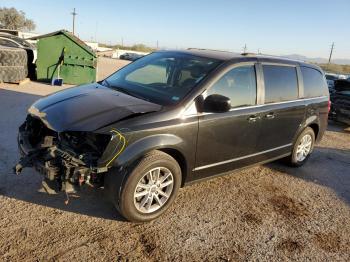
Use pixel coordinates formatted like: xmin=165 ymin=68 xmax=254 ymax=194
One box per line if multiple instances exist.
xmin=292 ymin=114 xmax=320 ymax=146
xmin=112 ymin=134 xmax=185 ymax=168
xmin=104 ymin=134 xmax=185 ymax=210
xmin=304 ymin=114 xmax=318 ymax=127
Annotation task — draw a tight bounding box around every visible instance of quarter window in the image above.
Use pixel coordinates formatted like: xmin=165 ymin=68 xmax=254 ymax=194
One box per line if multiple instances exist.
xmin=207 ymin=65 xmax=257 ymax=108
xmin=263 ymin=65 xmax=298 ymax=103
xmin=301 ymin=67 xmax=328 ymax=97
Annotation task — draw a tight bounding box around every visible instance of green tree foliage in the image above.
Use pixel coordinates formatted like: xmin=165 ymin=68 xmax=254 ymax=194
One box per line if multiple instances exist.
xmin=0 ymin=7 xmax=36 ymax=31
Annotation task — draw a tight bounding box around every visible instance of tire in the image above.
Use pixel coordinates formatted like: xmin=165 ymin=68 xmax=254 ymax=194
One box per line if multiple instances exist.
xmin=110 ymin=150 xmax=182 ymax=222
xmin=0 ymin=47 xmax=28 ymax=83
xmin=288 ymin=127 xmax=315 ymax=167
xmin=0 ymin=65 xmax=27 ymax=83
xmin=0 ymin=47 xmax=27 ymax=66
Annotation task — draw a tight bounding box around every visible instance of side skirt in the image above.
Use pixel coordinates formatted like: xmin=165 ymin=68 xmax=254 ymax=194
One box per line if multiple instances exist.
xmin=183 ymin=152 xmax=291 ymax=187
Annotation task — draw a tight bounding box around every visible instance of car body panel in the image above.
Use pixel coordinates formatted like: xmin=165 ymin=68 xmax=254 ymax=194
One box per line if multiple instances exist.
xmin=194 ymin=106 xmax=262 ymax=180
xmin=28 ymin=83 xmax=162 ymax=132
xmin=96 ymin=111 xmax=199 ymax=180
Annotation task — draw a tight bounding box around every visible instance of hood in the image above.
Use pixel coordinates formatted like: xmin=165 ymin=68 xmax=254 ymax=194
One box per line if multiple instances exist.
xmin=28 ymin=83 xmax=162 ymax=132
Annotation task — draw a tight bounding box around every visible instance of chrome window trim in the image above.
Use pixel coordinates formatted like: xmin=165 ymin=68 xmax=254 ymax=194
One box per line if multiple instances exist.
xmin=296 ymin=65 xmax=304 ymax=98
xmin=181 ymin=95 xmax=328 ymax=118
xmin=260 ymin=62 xmax=297 ymax=67
xmin=194 ymin=143 xmax=292 ymax=171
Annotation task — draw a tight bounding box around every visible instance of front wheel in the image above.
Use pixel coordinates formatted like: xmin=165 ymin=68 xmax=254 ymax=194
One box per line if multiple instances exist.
xmin=288 ymin=127 xmax=315 ymax=167
xmin=117 ymin=150 xmax=181 ymax=222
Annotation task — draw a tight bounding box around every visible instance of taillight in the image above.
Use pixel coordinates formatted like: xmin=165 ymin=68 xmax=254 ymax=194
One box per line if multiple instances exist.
xmin=327 ymin=100 xmax=331 ymax=113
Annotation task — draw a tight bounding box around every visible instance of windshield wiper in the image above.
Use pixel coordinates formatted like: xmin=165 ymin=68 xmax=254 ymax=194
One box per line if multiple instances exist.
xmin=109 ymin=85 xmax=150 ymax=102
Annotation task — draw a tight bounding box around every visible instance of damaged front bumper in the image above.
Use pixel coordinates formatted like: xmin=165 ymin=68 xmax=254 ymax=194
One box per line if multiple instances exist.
xmin=15 ymin=115 xmax=113 ymax=194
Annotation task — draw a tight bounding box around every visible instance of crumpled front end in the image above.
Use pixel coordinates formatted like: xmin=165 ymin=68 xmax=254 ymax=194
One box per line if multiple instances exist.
xmin=15 ymin=115 xmax=113 ymax=194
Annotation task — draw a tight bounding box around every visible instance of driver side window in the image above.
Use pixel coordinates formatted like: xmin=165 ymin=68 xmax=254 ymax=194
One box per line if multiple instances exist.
xmin=207 ymin=65 xmax=257 ymax=108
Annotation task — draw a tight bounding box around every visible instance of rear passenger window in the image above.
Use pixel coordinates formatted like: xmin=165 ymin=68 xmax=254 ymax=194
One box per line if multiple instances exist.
xmin=301 ymin=67 xmax=328 ymax=97
xmin=207 ymin=65 xmax=256 ymax=108
xmin=263 ymin=65 xmax=298 ymax=103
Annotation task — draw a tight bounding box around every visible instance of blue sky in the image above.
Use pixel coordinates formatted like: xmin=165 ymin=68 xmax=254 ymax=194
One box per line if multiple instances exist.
xmin=2 ymin=0 xmax=349 ymax=59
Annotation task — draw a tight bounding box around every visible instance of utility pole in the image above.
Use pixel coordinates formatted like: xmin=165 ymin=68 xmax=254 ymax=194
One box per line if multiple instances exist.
xmin=94 ymin=22 xmax=98 ymax=42
xmin=156 ymin=40 xmax=159 ymax=49
xmin=71 ymin=8 xmax=77 ymax=35
xmin=121 ymin=37 xmax=124 ymax=47
xmin=243 ymin=44 xmax=247 ymax=53
xmin=328 ymin=42 xmax=334 ymax=64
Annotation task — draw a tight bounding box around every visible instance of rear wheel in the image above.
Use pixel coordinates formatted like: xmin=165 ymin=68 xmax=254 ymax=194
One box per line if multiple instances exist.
xmin=111 ymin=150 xmax=181 ymax=222
xmin=288 ymin=127 xmax=315 ymax=166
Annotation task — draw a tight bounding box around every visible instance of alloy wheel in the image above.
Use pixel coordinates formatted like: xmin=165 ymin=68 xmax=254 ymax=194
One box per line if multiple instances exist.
xmin=296 ymin=134 xmax=312 ymax=162
xmin=133 ymin=167 xmax=174 ymax=213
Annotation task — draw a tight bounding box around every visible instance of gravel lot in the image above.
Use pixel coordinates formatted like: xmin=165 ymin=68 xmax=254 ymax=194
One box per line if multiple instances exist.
xmin=0 ymin=58 xmax=349 ymax=261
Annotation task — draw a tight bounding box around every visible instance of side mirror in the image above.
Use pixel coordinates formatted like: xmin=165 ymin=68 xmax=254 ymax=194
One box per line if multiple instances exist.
xmin=203 ymin=94 xmax=231 ymax=113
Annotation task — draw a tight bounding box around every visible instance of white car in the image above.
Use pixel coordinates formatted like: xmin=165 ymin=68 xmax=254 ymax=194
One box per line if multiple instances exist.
xmin=0 ymin=33 xmax=37 ymax=63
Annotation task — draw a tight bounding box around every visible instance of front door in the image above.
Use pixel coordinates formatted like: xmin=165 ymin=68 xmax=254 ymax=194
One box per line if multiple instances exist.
xmin=194 ymin=63 xmax=262 ymax=179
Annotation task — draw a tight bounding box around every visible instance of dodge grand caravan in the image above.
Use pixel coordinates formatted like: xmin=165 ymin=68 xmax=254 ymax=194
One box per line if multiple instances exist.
xmin=15 ymin=49 xmax=329 ymax=222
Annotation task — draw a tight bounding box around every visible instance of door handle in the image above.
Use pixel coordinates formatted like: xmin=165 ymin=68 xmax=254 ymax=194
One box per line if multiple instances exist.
xmin=265 ymin=112 xmax=275 ymax=119
xmin=248 ymin=115 xmax=260 ymax=122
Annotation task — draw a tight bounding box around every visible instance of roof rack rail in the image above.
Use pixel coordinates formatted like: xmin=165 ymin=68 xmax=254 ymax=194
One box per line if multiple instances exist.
xmin=187 ymin=48 xmax=232 ymax=53
xmin=241 ymin=52 xmax=257 ymax=56
xmin=241 ymin=52 xmax=306 ymax=62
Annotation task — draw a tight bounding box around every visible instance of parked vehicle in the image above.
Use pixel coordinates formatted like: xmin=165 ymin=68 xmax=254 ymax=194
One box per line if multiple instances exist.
xmin=0 ymin=33 xmax=37 ymax=63
xmin=329 ymin=79 xmax=350 ymax=124
xmin=325 ymin=73 xmax=339 ymax=93
xmin=119 ymin=52 xmax=143 ymax=61
xmin=0 ymin=33 xmax=37 ymax=79
xmin=15 ymin=50 xmax=330 ymax=222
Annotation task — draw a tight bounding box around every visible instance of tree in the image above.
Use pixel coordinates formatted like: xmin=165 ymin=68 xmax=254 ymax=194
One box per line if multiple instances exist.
xmin=0 ymin=7 xmax=36 ymax=31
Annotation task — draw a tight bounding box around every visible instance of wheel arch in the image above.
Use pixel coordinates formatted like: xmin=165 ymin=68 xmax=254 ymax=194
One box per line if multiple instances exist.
xmin=300 ymin=114 xmax=321 ymax=141
xmin=308 ymin=123 xmax=319 ymax=140
xmin=111 ymin=134 xmax=188 ymax=185
xmin=158 ymin=148 xmax=187 ymax=187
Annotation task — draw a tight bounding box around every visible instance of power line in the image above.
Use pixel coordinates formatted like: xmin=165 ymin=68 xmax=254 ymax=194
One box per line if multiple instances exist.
xmin=71 ymin=8 xmax=77 ymax=35
xmin=328 ymin=42 xmax=334 ymax=64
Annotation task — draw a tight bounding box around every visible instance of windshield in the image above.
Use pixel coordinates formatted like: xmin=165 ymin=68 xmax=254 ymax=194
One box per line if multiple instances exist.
xmin=104 ymin=52 xmax=221 ymax=105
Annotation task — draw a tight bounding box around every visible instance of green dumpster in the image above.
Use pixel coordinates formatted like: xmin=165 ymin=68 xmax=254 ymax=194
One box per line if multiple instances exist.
xmin=31 ymin=30 xmax=97 ymax=85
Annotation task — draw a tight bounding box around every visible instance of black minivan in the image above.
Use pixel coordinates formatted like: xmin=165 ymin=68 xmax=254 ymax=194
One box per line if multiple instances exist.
xmin=16 ymin=49 xmax=329 ymax=222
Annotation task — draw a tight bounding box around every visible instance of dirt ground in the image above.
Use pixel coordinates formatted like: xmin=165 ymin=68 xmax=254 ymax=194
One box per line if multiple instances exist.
xmin=0 ymin=58 xmax=349 ymax=261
